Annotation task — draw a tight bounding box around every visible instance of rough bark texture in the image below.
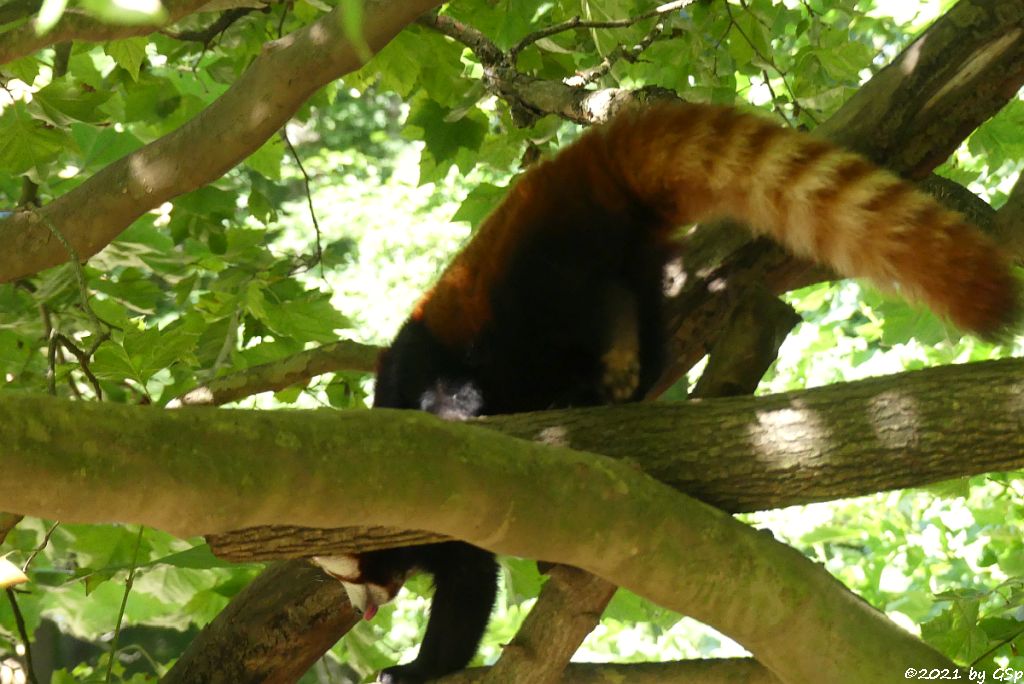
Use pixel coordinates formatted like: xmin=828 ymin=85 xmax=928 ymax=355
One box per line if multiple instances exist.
xmin=0 ymin=387 xmax=966 ymax=684
xmin=161 ymin=560 xmax=359 ymax=684
xmin=204 ymin=357 xmax=1024 ymax=561
xmin=0 ymin=0 xmax=443 ymax=283
xmin=482 ymin=565 xmax=618 ymax=684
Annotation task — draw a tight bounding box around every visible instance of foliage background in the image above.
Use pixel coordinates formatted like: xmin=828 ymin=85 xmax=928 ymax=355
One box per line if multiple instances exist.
xmin=1 ymin=0 xmax=1023 ymax=680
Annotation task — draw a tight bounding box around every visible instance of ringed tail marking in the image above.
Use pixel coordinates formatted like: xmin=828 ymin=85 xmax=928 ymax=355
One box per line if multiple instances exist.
xmin=415 ymin=102 xmax=1018 ymax=344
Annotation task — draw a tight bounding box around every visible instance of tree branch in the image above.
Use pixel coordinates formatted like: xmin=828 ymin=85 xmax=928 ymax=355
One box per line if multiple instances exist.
xmin=0 ymin=0 xmax=219 ymax=65
xmin=416 ymin=13 xmax=505 ymax=65
xmin=0 ymin=389 xmax=966 ymax=684
xmin=160 ymin=7 xmax=257 ymax=46
xmin=201 ymin=357 xmax=1024 ymax=560
xmin=508 ymin=0 xmax=695 ymax=59
xmin=995 ymin=171 xmax=1024 ymax=260
xmin=168 ymin=338 xmax=380 ymax=406
xmin=482 ymin=565 xmax=617 ymax=684
xmin=0 ymin=0 xmax=444 ymax=284
xmin=161 ymin=559 xmax=359 ymax=683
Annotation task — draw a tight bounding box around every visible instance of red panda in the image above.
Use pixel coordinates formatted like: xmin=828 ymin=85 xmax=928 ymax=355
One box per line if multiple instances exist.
xmin=325 ymin=102 xmax=1019 ymax=684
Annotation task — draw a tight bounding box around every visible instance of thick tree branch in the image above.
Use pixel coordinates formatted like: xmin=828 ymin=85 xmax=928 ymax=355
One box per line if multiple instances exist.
xmin=161 ymin=559 xmax=359 ymax=683
xmin=205 ymin=357 xmax=1024 ymax=560
xmin=482 ymin=565 xmax=617 ymax=684
xmin=0 ymin=0 xmax=443 ymax=284
xmin=820 ymin=5 xmax=1024 ymax=178
xmin=0 ymin=390 xmax=965 ymax=684
xmin=0 ymin=514 xmax=22 ymax=545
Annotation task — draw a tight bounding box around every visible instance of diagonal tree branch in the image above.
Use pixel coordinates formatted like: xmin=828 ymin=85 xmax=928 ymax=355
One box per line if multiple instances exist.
xmin=0 ymin=0 xmax=443 ymax=284
xmin=161 ymin=559 xmax=359 ymax=683
xmin=0 ymin=0 xmax=227 ymax=65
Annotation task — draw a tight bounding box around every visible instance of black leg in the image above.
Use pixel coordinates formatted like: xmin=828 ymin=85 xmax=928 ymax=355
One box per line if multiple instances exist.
xmin=378 ymin=543 xmax=498 ymax=683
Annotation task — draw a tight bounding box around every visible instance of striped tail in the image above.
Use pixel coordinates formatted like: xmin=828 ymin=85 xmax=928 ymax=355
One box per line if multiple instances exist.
xmin=606 ymin=103 xmax=1019 ymax=337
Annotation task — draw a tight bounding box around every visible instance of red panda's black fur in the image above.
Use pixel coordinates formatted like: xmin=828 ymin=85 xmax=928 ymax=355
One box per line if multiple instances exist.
xmin=346 ymin=102 xmax=1019 ymax=684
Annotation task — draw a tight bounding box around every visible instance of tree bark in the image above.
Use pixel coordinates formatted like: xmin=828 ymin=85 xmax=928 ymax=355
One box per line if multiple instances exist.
xmin=0 ymin=0 xmax=442 ymax=283
xmin=161 ymin=560 xmax=359 ymax=684
xmin=0 ymin=361 xmax=1011 ymax=683
xmin=201 ymin=357 xmax=1024 ymax=561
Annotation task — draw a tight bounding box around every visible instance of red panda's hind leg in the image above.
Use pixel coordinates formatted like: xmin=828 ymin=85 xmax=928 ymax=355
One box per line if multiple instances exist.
xmin=599 ymin=284 xmax=642 ymax=403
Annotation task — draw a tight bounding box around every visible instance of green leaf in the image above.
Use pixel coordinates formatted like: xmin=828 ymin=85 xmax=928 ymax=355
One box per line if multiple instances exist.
xmin=0 ymin=102 xmax=72 ymax=176
xmin=33 ymin=77 xmax=113 ymax=125
xmin=148 ymin=544 xmax=236 ymax=570
xmin=452 ymin=182 xmax=507 ymax=226
xmin=257 ymin=293 xmax=350 ymax=343
xmin=247 ymin=190 xmax=278 ymax=225
xmin=244 ymin=134 xmax=285 ymax=180
xmin=92 ymin=339 xmax=142 ymax=383
xmin=339 ymin=0 xmax=373 ymax=63
xmin=814 ymin=41 xmax=873 ymax=83
xmin=105 ymin=37 xmax=149 ymax=80
xmin=406 ymin=98 xmax=487 ymax=167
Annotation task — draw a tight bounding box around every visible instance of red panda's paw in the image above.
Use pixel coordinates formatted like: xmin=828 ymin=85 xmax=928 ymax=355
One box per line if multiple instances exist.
xmin=600 ymin=345 xmax=641 ymax=403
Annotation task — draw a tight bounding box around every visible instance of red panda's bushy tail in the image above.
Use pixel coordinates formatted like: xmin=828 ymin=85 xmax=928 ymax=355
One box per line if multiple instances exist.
xmin=605 ymin=103 xmax=1018 ymax=337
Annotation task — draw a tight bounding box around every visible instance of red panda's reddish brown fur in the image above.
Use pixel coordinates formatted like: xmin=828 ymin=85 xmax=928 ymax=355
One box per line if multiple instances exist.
xmin=415 ymin=102 xmax=1018 ymax=345
xmin=366 ymin=101 xmax=1019 ymax=684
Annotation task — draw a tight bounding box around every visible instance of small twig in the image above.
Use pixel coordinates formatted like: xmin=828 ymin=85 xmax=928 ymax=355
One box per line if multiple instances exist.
xmin=282 ymin=128 xmax=324 ymax=276
xmin=30 ymin=210 xmax=107 ymax=335
xmin=21 ymin=522 xmax=60 ymax=573
xmin=5 ymin=589 xmax=39 ymax=684
xmin=104 ymin=526 xmax=145 ymax=684
xmin=162 ymin=7 xmax=254 ymax=46
xmin=416 ymin=13 xmax=505 ymax=65
xmin=276 ymin=0 xmax=290 ymax=39
xmin=45 ymin=333 xmax=59 ymax=396
xmin=510 ymin=0 xmax=694 ymax=58
xmin=54 ymin=333 xmax=103 ymax=399
xmin=564 ymin=18 xmax=668 ymax=87
xmin=760 ymin=69 xmax=793 ymax=127
xmin=726 ymin=1 xmax=818 ymax=125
